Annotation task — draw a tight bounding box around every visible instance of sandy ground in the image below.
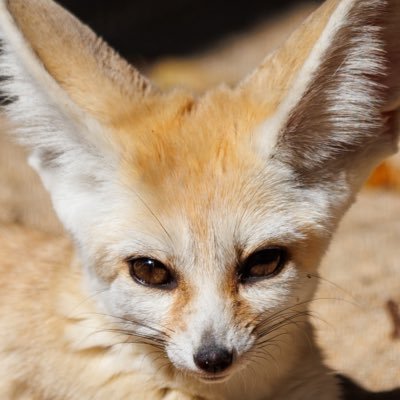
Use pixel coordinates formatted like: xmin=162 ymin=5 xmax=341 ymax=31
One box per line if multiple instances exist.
xmin=313 ymin=190 xmax=400 ymax=392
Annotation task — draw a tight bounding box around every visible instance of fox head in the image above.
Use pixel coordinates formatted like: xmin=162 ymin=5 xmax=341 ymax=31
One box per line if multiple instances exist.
xmin=0 ymin=0 xmax=399 ymax=387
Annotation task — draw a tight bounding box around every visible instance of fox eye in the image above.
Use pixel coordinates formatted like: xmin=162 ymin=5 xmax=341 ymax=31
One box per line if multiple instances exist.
xmin=128 ymin=258 xmax=176 ymax=289
xmin=239 ymin=248 xmax=287 ymax=284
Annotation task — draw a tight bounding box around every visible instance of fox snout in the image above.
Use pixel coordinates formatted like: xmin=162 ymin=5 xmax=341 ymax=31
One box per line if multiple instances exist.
xmin=163 ymin=277 xmax=256 ymax=379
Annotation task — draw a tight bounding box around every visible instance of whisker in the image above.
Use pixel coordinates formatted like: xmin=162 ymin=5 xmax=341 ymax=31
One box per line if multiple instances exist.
xmin=66 ymin=288 xmax=109 ymax=318
xmin=133 ymin=190 xmax=174 ymax=245
xmin=302 ymin=272 xmax=358 ymax=302
xmin=256 ymin=309 xmax=311 ymax=336
xmin=90 ymin=312 xmax=174 ymax=337
xmin=103 ymin=328 xmax=167 ymax=344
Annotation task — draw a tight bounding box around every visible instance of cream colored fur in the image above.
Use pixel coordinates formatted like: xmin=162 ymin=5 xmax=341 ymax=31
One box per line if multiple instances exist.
xmin=0 ymin=0 xmax=399 ymax=399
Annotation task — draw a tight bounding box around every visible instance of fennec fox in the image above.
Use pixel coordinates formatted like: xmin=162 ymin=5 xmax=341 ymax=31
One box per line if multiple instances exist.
xmin=0 ymin=0 xmax=399 ymax=399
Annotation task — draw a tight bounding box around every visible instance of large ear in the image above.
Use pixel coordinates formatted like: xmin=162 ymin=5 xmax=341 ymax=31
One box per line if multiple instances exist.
xmin=0 ymin=0 xmax=152 ymax=235
xmin=241 ymin=0 xmax=400 ymax=187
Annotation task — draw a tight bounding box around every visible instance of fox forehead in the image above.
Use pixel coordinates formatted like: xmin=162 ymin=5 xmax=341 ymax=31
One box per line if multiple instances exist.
xmin=113 ymin=87 xmax=270 ymax=189
xmin=86 ymin=86 xmax=333 ymax=276
xmin=97 ymin=152 xmax=328 ymax=283
xmin=83 ymin=93 xmax=328 ymax=284
xmin=108 ymin=0 xmax=337 ymax=200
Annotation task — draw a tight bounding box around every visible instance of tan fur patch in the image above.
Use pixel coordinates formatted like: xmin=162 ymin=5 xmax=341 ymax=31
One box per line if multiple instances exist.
xmin=165 ymin=279 xmax=193 ymax=332
xmin=115 ymin=87 xmax=267 ymax=210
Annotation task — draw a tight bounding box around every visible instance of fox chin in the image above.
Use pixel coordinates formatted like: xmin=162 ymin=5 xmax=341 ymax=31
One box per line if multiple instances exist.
xmin=0 ymin=0 xmax=399 ymax=399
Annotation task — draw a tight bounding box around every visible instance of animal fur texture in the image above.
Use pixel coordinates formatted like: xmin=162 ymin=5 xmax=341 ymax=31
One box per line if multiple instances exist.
xmin=0 ymin=0 xmax=399 ymax=399
xmin=150 ymin=0 xmax=400 ymax=192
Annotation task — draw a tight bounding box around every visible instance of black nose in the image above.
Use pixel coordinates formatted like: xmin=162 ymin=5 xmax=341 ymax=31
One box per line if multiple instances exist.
xmin=193 ymin=345 xmax=233 ymax=373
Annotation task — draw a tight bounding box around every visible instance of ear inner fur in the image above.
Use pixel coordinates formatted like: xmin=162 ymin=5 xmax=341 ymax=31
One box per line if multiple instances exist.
xmin=238 ymin=0 xmax=338 ymax=117
xmin=4 ymin=0 xmax=152 ymax=122
xmin=239 ymin=0 xmax=399 ymax=179
xmin=273 ymin=0 xmax=398 ymax=174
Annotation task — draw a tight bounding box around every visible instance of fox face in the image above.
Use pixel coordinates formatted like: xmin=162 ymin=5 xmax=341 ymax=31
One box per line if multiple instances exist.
xmin=0 ymin=0 xmax=399 ymax=396
xmin=91 ymin=114 xmax=329 ymax=380
xmin=58 ymin=86 xmax=331 ymax=381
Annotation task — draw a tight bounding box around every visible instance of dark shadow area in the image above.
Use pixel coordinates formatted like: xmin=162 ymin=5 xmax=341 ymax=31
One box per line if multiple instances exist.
xmin=57 ymin=0 xmax=322 ymax=60
xmin=339 ymin=375 xmax=400 ymax=400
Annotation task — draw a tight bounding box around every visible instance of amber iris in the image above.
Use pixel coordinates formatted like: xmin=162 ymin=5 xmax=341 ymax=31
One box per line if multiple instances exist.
xmin=128 ymin=258 xmax=176 ymax=289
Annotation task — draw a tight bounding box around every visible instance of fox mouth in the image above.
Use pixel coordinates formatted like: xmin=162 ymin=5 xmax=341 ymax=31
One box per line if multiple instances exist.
xmin=176 ymin=367 xmax=233 ymax=384
xmin=192 ymin=364 xmax=240 ymax=384
xmin=197 ymin=373 xmax=231 ymax=383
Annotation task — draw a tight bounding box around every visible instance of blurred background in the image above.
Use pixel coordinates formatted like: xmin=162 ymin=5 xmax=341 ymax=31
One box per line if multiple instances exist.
xmin=56 ymin=0 xmax=322 ymax=62
xmin=53 ymin=1 xmax=328 ymax=94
